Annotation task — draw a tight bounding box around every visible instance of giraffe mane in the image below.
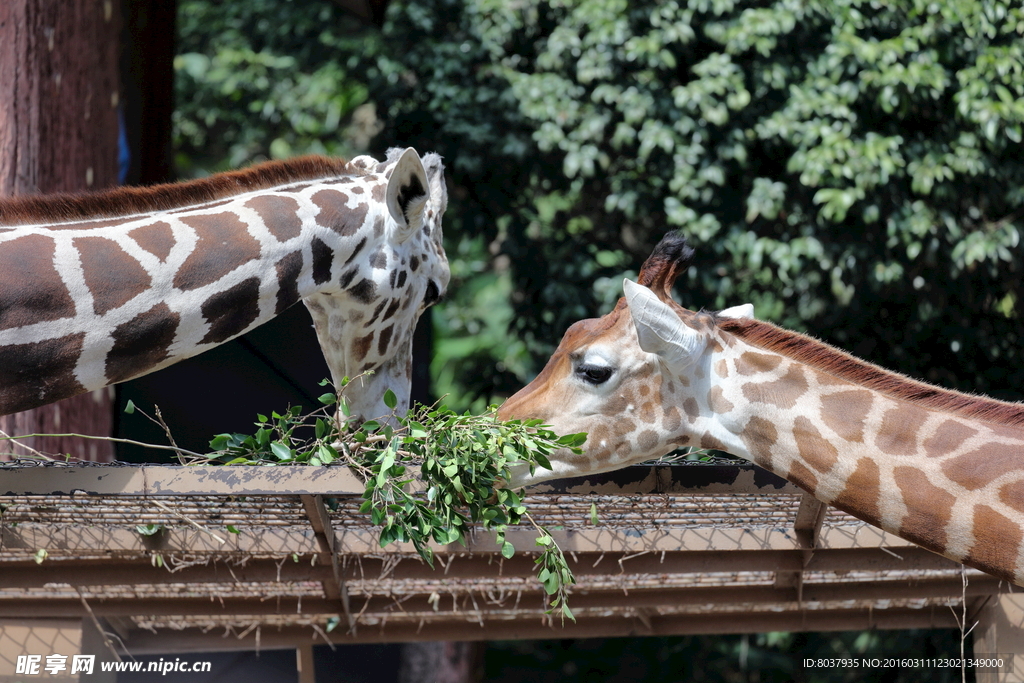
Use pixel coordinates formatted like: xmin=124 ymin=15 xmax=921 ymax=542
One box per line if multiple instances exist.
xmin=0 ymin=155 xmax=365 ymax=226
xmin=716 ymin=316 xmax=1024 ymax=428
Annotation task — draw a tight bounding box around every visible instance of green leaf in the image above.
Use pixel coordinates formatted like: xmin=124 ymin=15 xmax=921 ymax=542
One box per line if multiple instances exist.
xmin=501 ymin=541 xmax=515 ymax=559
xmin=534 ymin=452 xmax=552 ymax=471
xmin=270 ymin=442 xmax=293 ymax=461
xmin=560 ymin=602 xmax=576 ymax=622
xmin=383 ymin=388 xmax=398 ymax=410
xmin=124 ymin=400 xmax=136 ymax=415
xmin=589 ymin=502 xmax=600 ymax=526
xmin=318 ymin=392 xmax=337 ymax=406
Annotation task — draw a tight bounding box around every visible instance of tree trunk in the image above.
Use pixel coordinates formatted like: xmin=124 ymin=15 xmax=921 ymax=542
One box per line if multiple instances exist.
xmin=397 ymin=641 xmax=484 ymax=683
xmin=0 ymin=0 xmax=121 ymax=461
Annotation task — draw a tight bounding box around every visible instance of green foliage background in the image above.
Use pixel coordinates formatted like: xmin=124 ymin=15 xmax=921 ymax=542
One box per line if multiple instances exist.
xmin=176 ymin=0 xmax=1023 ymax=411
xmin=171 ymin=0 xmax=1018 ymax=671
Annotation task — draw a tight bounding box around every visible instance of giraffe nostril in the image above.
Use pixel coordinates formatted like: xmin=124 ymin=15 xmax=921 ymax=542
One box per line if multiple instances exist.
xmin=423 ymin=280 xmax=440 ymax=307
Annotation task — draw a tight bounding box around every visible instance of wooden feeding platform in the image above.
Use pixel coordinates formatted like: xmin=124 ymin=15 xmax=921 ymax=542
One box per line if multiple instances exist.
xmin=1 ymin=459 xmax=1011 ymax=660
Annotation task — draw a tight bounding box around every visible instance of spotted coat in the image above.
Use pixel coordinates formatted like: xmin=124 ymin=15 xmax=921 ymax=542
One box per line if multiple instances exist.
xmin=500 ymin=234 xmax=1024 ymax=587
xmin=0 ymin=148 xmax=449 ymax=424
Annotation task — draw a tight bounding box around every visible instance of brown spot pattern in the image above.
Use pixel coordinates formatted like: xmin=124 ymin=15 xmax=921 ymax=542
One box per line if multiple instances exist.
xmin=353 ymin=332 xmax=374 ymax=362
xmin=893 ymin=466 xmax=955 ymax=552
xmin=967 ymin=505 xmax=1023 ymax=584
xmin=739 ymin=416 xmax=777 ymax=467
xmin=615 ymin=418 xmax=637 ymax=434
xmin=245 ymin=195 xmax=302 ymax=242
xmin=602 ymin=395 xmax=629 ymax=417
xmin=639 ymin=402 xmax=657 ymax=424
xmin=820 ymin=389 xmax=873 ymax=443
xmin=999 ymin=479 xmax=1024 ymax=515
xmin=130 ymin=221 xmax=175 ymax=262
xmin=377 ymin=325 xmax=394 ymax=357
xmin=700 ymin=432 xmax=727 ymax=451
xmin=873 ymin=403 xmax=929 ymax=456
xmin=707 ymin=386 xmax=734 ymax=414
xmin=942 ymin=442 xmax=1024 ymax=491
xmin=714 ymin=359 xmax=729 ymax=378
xmin=0 ymin=234 xmax=76 ymax=330
xmin=349 ymin=278 xmax=377 ymax=305
xmin=683 ymin=398 xmax=700 ymax=423
xmin=735 ymin=352 xmax=783 ymax=376
xmin=831 ymin=458 xmax=882 ymax=526
xmin=106 ymin=303 xmax=180 ymax=383
xmin=0 ymin=333 xmax=87 ymax=414
xmin=787 ymin=461 xmax=819 ymax=494
xmin=174 ymin=213 xmax=261 ymax=291
xmin=312 ymin=189 xmax=368 ymax=236
xmin=662 ymin=407 xmax=681 ymax=433
xmin=637 ymin=430 xmax=659 ymax=453
xmin=585 ymin=425 xmax=611 ymax=464
xmin=741 ymin=365 xmax=808 ymax=409
xmin=311 ymin=237 xmax=333 ymax=285
xmin=74 ymin=236 xmax=152 ymax=315
xmin=793 ymin=416 xmax=839 ymax=473
xmin=199 ymin=277 xmax=261 ymax=344
xmin=371 ymin=181 xmax=387 ymax=204
xmin=924 ymin=420 xmax=979 ymax=457
xmin=274 ymin=251 xmax=303 ymax=314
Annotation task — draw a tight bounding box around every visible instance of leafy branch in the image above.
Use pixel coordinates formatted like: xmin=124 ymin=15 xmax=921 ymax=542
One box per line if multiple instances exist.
xmin=185 ymin=378 xmax=586 ymax=622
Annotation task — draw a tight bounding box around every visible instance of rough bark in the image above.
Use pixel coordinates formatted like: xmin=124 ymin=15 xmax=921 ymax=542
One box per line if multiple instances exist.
xmin=0 ymin=0 xmax=121 ymax=461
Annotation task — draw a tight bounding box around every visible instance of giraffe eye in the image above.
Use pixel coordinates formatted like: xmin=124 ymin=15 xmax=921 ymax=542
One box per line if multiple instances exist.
xmin=576 ymin=363 xmax=613 ymax=385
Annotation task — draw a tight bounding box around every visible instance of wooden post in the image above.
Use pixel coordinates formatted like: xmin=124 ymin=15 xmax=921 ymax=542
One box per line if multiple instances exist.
xmin=297 ymin=643 xmax=317 ymax=683
xmin=973 ymin=594 xmax=1024 ymax=683
xmin=0 ymin=0 xmax=121 ymax=461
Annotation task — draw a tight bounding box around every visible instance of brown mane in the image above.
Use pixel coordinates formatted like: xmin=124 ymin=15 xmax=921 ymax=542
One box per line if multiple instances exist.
xmin=0 ymin=156 xmax=362 ymax=226
xmin=716 ymin=316 xmax=1024 ymax=428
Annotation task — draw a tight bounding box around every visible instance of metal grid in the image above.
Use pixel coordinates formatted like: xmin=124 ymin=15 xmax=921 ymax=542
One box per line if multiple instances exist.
xmin=0 ymin=462 xmax=1005 ymax=654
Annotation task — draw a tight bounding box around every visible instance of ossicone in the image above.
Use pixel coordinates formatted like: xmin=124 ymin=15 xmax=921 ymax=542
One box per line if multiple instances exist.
xmin=635 ymin=232 xmax=694 ymax=301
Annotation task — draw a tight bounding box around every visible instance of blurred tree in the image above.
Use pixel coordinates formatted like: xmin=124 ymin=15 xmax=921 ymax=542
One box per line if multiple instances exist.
xmin=173 ymin=0 xmax=1024 ymax=408
xmin=174 ymin=0 xmax=372 ymax=172
xmin=345 ymin=0 xmax=1024 ymax=407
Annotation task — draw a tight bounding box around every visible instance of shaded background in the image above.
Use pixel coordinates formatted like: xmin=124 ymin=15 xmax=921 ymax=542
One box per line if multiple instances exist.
xmin=108 ymin=0 xmax=1019 ymax=679
xmin=119 ymin=0 xmax=1023 ymax=461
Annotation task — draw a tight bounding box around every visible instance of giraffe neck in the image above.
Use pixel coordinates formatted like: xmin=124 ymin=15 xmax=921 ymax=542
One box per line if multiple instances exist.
xmin=694 ymin=327 xmax=1024 ymax=584
xmin=0 ymin=169 xmax=423 ymax=417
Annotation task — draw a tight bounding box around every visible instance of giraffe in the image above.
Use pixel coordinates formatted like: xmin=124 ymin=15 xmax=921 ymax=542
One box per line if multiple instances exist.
xmin=499 ymin=233 xmax=1024 ymax=586
xmin=0 ymin=147 xmax=449 ymax=425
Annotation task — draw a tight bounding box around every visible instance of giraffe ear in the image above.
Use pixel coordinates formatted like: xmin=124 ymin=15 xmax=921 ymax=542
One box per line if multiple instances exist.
xmin=385 ymin=148 xmax=430 ymax=244
xmin=719 ymin=303 xmax=755 ymax=320
xmin=623 ymin=279 xmax=705 ymax=368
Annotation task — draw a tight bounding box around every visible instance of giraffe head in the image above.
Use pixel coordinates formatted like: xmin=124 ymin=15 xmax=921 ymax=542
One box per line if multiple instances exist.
xmin=304 ymin=147 xmax=450 ymax=424
xmin=498 ymin=233 xmax=753 ymax=486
